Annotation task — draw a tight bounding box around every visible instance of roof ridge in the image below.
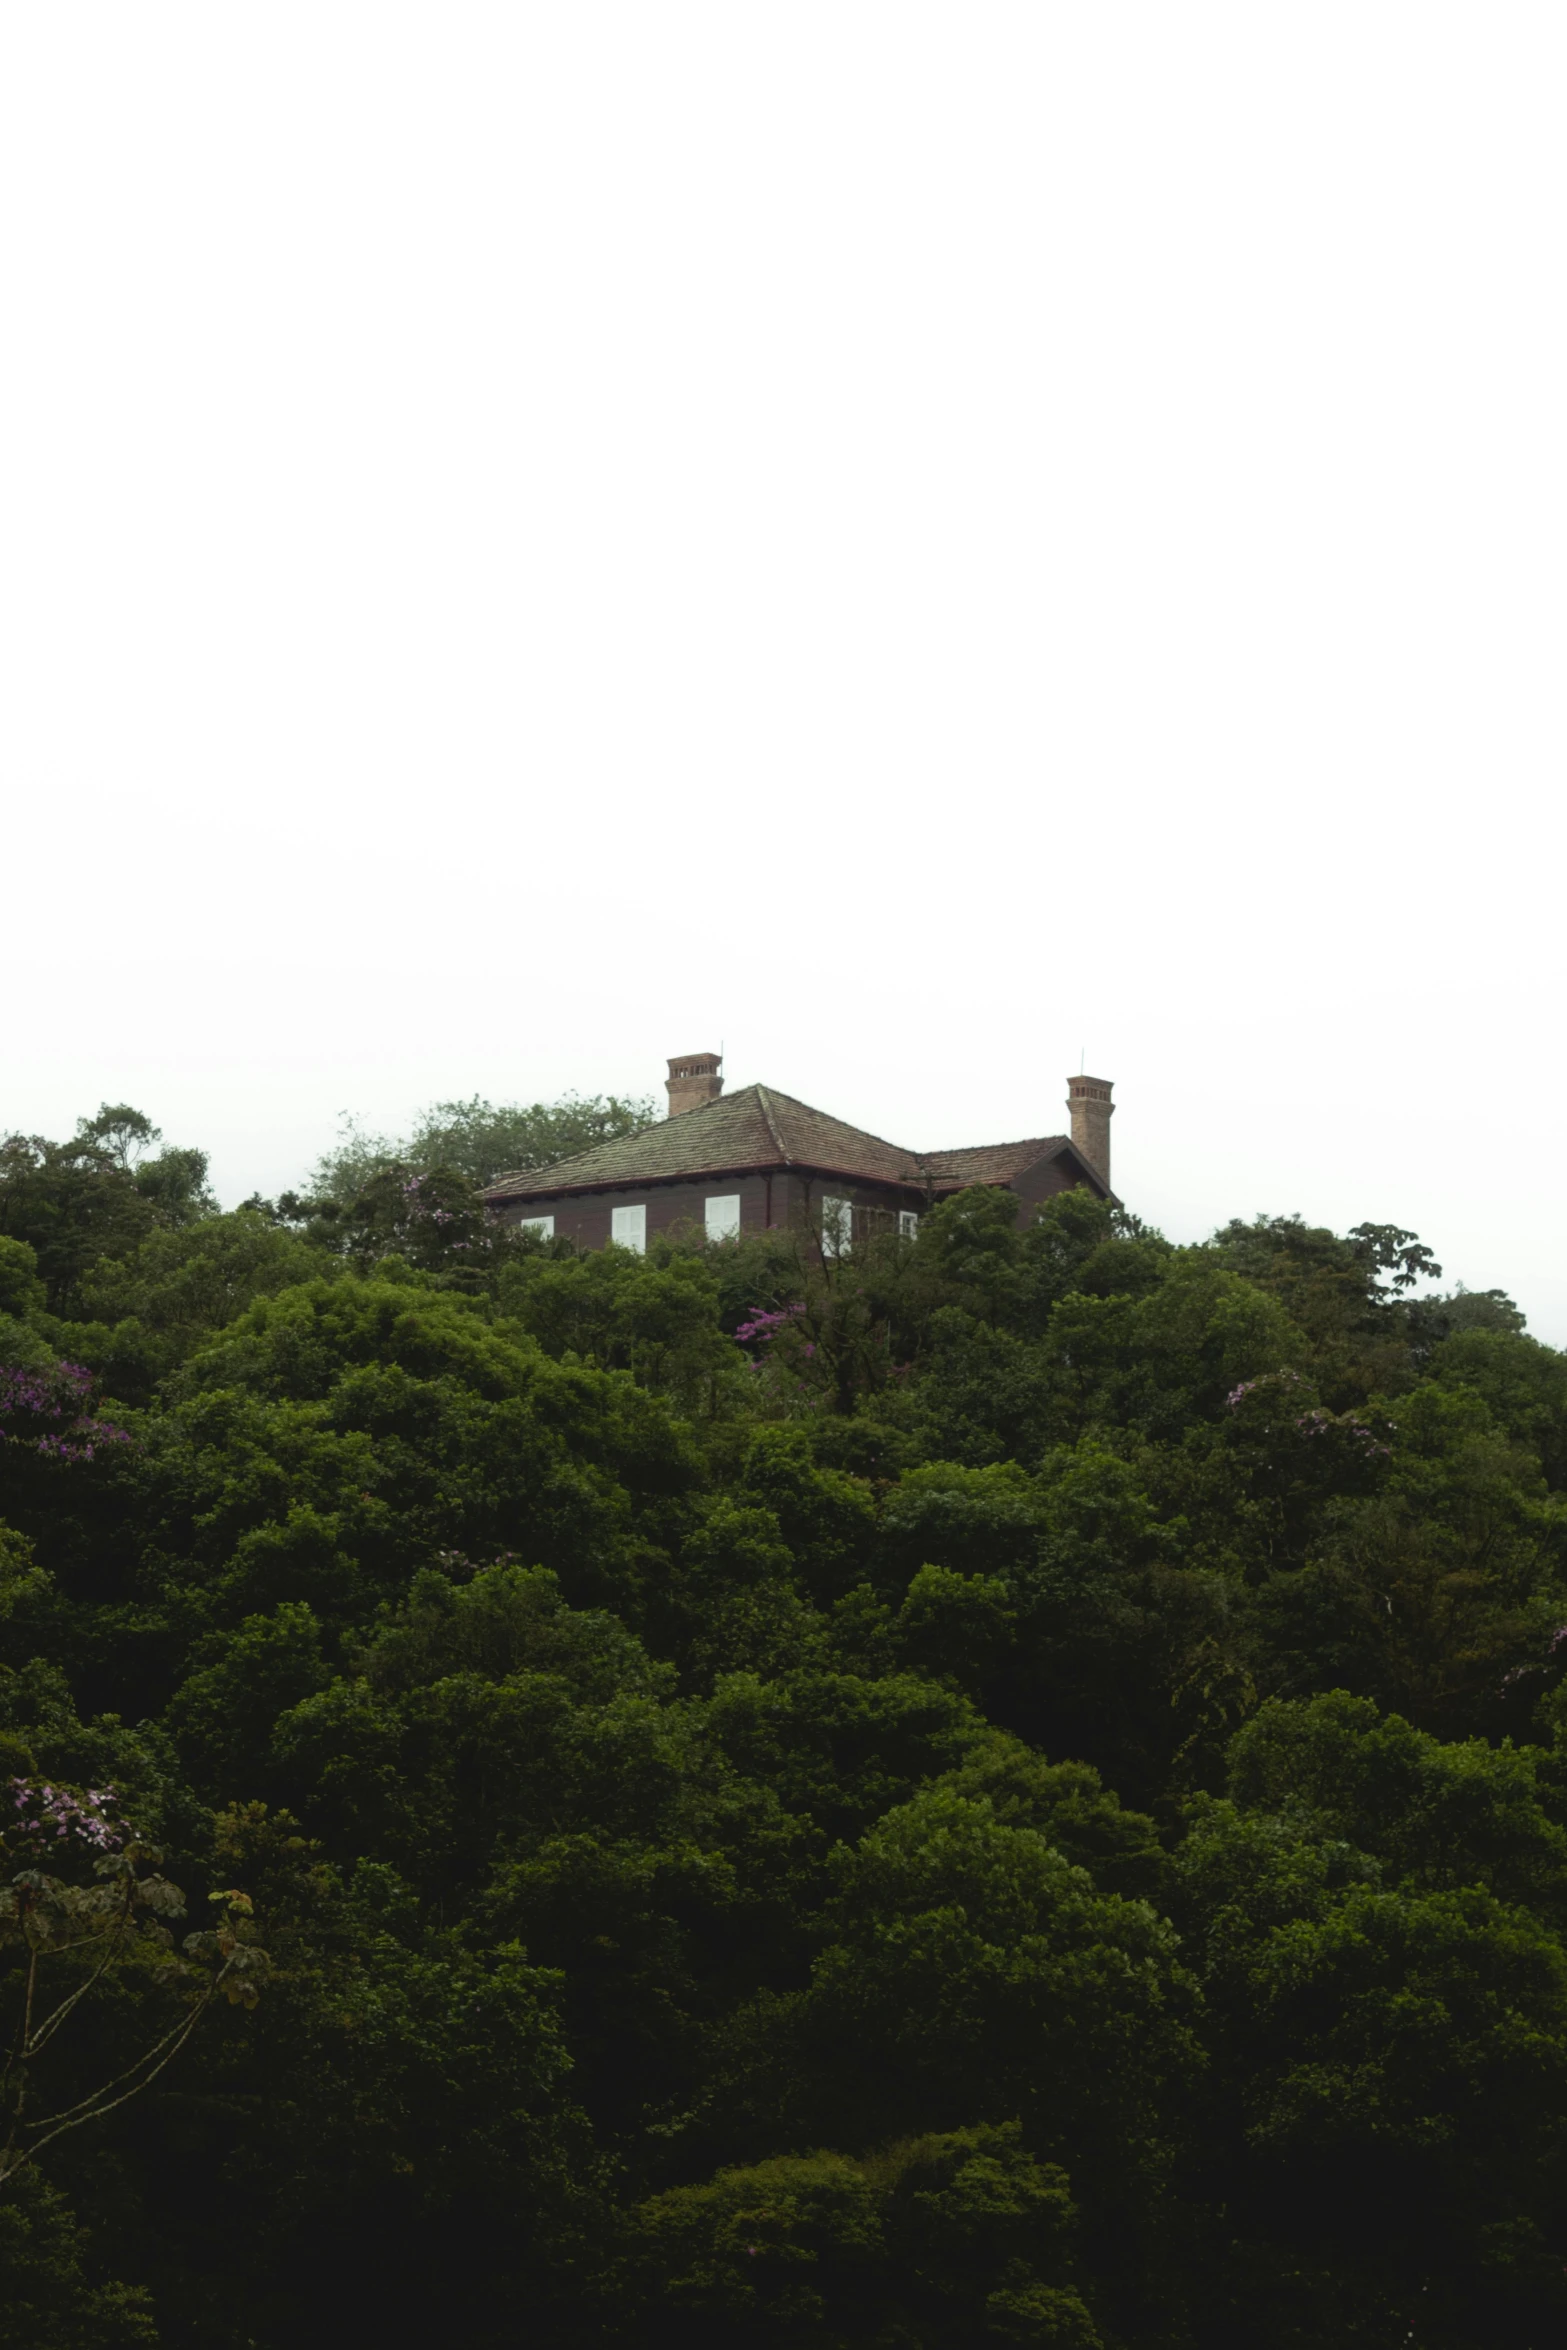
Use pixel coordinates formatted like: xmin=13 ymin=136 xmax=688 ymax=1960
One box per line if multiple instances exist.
xmin=754 ymin=1084 xmax=789 ymax=1163
xmin=759 ymin=1084 xmax=922 ymax=1166
xmin=481 ymin=1083 xmax=788 ymax=1202
xmin=922 ymin=1133 xmax=1069 ymax=1158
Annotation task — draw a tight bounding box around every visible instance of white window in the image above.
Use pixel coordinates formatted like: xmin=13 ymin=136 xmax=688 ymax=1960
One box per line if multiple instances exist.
xmin=518 ymin=1214 xmax=555 ymax=1240
xmin=821 ymin=1196 xmax=853 ymax=1257
xmin=899 ymin=1209 xmax=920 ymax=1240
xmin=611 ymin=1202 xmax=647 ymax=1254
xmin=705 ymin=1194 xmax=741 ymax=1243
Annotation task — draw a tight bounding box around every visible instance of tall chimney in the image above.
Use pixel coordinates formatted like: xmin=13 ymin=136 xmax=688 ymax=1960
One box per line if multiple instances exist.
xmin=1067 ymin=1073 xmax=1114 ymax=1187
xmin=666 ymin=1050 xmax=724 ymax=1118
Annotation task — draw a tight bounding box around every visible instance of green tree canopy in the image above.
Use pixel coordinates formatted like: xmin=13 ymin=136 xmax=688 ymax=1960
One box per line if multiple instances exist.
xmin=3 ymin=1097 xmax=1567 ymax=2346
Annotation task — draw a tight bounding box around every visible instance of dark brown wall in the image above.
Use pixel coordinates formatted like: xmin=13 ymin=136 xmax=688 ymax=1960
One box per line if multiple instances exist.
xmin=1009 ymin=1152 xmax=1102 ymax=1221
xmin=502 ymin=1174 xmax=766 ymax=1251
xmin=917 ymin=1159 xmax=1103 ymax=1231
xmin=785 ymin=1172 xmax=925 ymax=1246
xmin=499 ymin=1168 xmax=924 ymax=1250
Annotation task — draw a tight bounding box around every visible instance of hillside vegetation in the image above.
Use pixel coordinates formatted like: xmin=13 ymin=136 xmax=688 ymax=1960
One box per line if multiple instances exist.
xmin=2 ymin=1103 xmax=1566 ymax=2348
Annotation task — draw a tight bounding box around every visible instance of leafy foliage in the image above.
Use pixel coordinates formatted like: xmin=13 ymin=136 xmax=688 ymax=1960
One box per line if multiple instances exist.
xmin=302 ymin=1092 xmax=655 ymax=1207
xmin=1 ymin=1098 xmax=1565 ymax=2345
xmin=1 ymin=1777 xmax=269 ymax=2199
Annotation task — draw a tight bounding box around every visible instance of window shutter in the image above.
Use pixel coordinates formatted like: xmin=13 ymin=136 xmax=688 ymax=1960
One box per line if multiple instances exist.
xmin=705 ymin=1195 xmax=741 ymax=1243
xmin=611 ymin=1203 xmax=647 ymax=1254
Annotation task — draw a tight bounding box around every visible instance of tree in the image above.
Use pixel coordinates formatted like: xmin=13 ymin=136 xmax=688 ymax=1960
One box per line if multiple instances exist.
xmin=1 ymin=1779 xmax=267 ymax=2194
xmin=706 ymin=1783 xmax=1200 ymax=2338
xmin=306 ymin=1092 xmax=655 ymax=1206
xmin=0 ymin=1111 xmax=214 ymax=1315
xmin=631 ymin=2123 xmax=1102 ymax=2348
xmin=0 ymin=2167 xmax=159 ymax=2348
xmin=1173 ymin=1782 xmax=1567 ymax=2345
xmin=3 ymin=1084 xmax=1566 ymax=2347
xmin=66 ymin=1209 xmax=327 ymax=1403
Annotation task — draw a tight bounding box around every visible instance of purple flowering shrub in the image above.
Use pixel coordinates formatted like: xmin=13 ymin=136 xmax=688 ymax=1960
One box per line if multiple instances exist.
xmin=733 ymin=1303 xmax=808 ymax=1349
xmin=400 ymin=1171 xmax=461 ymax=1232
xmin=732 ymin=1298 xmax=833 ymax=1416
xmin=730 ymin=1230 xmax=915 ymax=1414
xmin=0 ymin=1360 xmax=130 ymax=1464
xmin=5 ymin=1776 xmax=125 ymax=1857
xmin=1225 ymin=1368 xmax=1394 ymax=1464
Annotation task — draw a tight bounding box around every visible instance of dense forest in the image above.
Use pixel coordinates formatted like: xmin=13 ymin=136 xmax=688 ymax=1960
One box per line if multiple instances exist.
xmin=3 ymin=1097 xmax=1567 ymax=2348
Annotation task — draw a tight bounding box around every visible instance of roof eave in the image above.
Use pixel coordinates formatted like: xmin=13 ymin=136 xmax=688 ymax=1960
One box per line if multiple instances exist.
xmin=484 ymin=1155 xmax=930 ymax=1206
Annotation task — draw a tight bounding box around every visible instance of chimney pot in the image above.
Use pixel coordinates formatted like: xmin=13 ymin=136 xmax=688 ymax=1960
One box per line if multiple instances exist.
xmin=666 ymin=1051 xmax=724 ymax=1118
xmin=1066 ymin=1074 xmax=1114 ymax=1188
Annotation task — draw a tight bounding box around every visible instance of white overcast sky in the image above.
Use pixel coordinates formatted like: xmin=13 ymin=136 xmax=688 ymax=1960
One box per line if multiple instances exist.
xmin=3 ymin=8 xmax=1564 ymax=1331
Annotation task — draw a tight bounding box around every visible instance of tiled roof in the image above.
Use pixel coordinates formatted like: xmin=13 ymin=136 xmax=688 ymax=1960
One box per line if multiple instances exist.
xmin=481 ymin=1089 xmax=1105 ymax=1205
xmin=481 ymin=1085 xmax=927 ymax=1202
xmin=921 ymin=1138 xmax=1076 ymax=1189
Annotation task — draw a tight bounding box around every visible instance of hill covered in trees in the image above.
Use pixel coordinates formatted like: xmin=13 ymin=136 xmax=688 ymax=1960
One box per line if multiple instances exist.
xmin=3 ymin=1101 xmax=1566 ymax=2348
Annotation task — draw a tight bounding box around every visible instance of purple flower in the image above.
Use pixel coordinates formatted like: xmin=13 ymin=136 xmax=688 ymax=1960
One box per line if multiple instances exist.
xmin=4 ymin=1775 xmax=125 ymax=1854
xmin=0 ymin=1363 xmax=130 ymax=1462
xmin=733 ymin=1303 xmax=806 ymax=1346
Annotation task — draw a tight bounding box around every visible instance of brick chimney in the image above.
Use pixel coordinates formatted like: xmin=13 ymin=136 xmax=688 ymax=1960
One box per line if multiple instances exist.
xmin=666 ymin=1051 xmax=724 ymax=1118
xmin=1066 ymin=1073 xmax=1114 ymax=1186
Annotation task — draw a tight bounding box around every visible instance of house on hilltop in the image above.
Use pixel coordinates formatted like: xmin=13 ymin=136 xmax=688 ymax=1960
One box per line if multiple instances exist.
xmin=481 ymin=1053 xmax=1116 ymax=1254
